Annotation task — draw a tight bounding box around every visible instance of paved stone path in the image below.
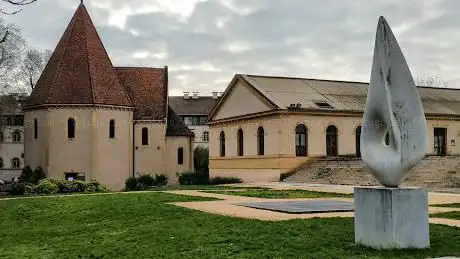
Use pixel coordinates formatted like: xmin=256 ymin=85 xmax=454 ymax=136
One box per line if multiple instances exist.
xmin=166 ymin=183 xmax=460 ymax=227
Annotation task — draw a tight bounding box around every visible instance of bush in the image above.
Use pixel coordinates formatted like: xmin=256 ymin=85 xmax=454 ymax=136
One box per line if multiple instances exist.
xmin=178 ymin=171 xmax=209 ymax=185
xmin=85 ymin=180 xmax=110 ymax=193
xmin=208 ymin=177 xmax=243 ymax=185
xmin=155 ymin=174 xmax=168 ymax=186
xmin=10 ymin=183 xmax=26 ymax=195
xmin=33 ymin=179 xmax=59 ymax=194
xmin=125 ymin=177 xmax=138 ymax=191
xmin=138 ymin=174 xmax=156 ymax=187
xmin=49 ymin=179 xmax=85 ymax=193
xmin=18 ymin=166 xmax=46 ymax=184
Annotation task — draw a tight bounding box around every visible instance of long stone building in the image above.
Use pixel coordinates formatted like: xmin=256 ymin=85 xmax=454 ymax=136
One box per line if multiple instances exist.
xmin=22 ymin=2 xmax=194 ymax=190
xmin=207 ymin=74 xmax=459 ymax=182
xmin=0 ymin=94 xmax=27 ymax=181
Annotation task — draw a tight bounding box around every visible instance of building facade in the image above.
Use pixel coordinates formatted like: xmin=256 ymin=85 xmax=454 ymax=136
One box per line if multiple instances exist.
xmin=22 ymin=3 xmax=194 ymax=190
xmin=169 ymin=92 xmax=221 ymax=150
xmin=0 ymin=95 xmax=26 ymax=181
xmin=207 ymin=74 xmax=460 ymax=182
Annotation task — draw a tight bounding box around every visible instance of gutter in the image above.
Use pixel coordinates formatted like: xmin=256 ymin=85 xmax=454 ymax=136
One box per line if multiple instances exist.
xmin=132 ymin=120 xmax=136 ymax=178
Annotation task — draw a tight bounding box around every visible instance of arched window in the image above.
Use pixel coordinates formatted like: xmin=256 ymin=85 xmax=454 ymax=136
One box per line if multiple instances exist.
xmin=0 ymin=157 xmax=3 ymax=169
xmin=237 ymin=129 xmax=244 ymax=156
xmin=178 ymin=147 xmax=184 ymax=165
xmin=142 ymin=127 xmax=149 ymax=145
xmin=326 ymin=125 xmax=338 ymax=156
xmin=68 ymin=118 xmax=75 ymax=139
xmin=12 ymin=158 xmax=20 ymax=169
xmin=220 ymin=131 xmax=225 ymax=157
xmin=109 ymin=119 xmax=115 ymax=139
xmin=257 ymin=126 xmax=265 ymax=156
xmin=34 ymin=118 xmax=38 ymax=139
xmin=12 ymin=130 xmax=21 ymax=142
xmin=295 ymin=124 xmax=307 ymax=157
xmin=203 ymin=131 xmax=209 ymax=142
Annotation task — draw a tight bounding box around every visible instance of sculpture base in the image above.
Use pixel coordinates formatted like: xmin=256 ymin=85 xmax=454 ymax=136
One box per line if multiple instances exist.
xmin=354 ymin=187 xmax=429 ymax=249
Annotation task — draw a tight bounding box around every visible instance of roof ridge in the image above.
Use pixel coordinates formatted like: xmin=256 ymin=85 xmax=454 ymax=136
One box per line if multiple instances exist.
xmin=243 ymin=73 xmax=370 ymax=85
xmin=82 ymin=6 xmax=95 ymax=104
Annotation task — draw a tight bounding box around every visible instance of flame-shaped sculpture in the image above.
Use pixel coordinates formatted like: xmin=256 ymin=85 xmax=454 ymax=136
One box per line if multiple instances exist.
xmin=361 ymin=16 xmax=427 ymax=187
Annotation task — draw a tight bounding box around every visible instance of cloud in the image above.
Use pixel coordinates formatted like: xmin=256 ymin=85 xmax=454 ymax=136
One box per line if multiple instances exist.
xmin=4 ymin=0 xmax=460 ymax=94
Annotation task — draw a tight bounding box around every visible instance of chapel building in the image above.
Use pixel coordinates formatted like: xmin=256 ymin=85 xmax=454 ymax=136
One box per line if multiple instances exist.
xmin=23 ymin=2 xmax=194 ymax=190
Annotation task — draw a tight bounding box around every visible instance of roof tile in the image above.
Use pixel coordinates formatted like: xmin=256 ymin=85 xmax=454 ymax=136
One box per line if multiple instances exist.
xmin=25 ymin=3 xmax=132 ymax=107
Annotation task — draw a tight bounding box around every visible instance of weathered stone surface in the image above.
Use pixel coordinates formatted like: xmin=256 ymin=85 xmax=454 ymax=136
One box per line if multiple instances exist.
xmin=354 ymin=187 xmax=429 ymax=249
xmin=361 ymin=16 xmax=427 ymax=187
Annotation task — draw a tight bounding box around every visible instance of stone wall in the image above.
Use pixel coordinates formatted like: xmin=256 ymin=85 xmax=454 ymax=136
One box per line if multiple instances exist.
xmin=285 ymin=156 xmax=460 ymax=192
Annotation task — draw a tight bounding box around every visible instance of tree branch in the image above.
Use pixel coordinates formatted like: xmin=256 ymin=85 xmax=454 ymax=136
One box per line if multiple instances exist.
xmin=0 ymin=0 xmax=37 ymax=15
xmin=1 ymin=0 xmax=37 ymax=5
xmin=0 ymin=30 xmax=9 ymax=43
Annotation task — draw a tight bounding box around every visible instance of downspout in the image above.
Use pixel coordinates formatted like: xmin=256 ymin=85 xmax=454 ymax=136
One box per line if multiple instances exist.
xmin=132 ymin=121 xmax=136 ymax=178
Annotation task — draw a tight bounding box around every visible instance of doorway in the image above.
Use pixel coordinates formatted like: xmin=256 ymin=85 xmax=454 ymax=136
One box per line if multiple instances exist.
xmin=326 ymin=125 xmax=338 ymax=156
xmin=434 ymin=128 xmax=447 ymax=156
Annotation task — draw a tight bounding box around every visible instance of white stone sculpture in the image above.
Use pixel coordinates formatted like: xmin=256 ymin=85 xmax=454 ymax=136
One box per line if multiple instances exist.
xmin=361 ymin=16 xmax=427 ymax=187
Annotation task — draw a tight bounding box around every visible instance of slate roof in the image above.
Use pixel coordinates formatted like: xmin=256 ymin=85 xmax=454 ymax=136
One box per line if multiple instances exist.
xmin=166 ymin=106 xmax=194 ymax=137
xmin=25 ymin=2 xmax=132 ymax=107
xmin=231 ymin=74 xmax=460 ymax=116
xmin=168 ymin=96 xmax=219 ymax=116
xmin=116 ymin=67 xmax=168 ymax=120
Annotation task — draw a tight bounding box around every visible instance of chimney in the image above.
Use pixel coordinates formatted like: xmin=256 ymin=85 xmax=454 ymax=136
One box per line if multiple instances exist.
xmin=183 ymin=91 xmax=190 ymax=99
xmin=212 ymin=92 xmax=218 ymax=99
xmin=192 ymin=92 xmax=199 ymax=99
xmin=218 ymin=92 xmax=224 ymax=97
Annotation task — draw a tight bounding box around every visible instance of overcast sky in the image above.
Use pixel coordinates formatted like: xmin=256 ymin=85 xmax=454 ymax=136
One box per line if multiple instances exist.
xmin=4 ymin=0 xmax=460 ymax=95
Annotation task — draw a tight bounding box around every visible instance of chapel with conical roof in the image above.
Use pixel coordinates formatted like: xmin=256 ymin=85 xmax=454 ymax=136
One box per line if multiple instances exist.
xmin=23 ymin=2 xmax=194 ymax=190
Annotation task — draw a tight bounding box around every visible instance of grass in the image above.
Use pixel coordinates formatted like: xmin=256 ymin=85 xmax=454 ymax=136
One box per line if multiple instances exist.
xmin=432 ymin=203 xmax=460 ymax=208
xmin=431 ymin=211 xmax=460 ymax=220
xmin=204 ymin=188 xmax=353 ymax=199
xmin=146 ymin=184 xmax=258 ymax=191
xmin=0 ymin=192 xmax=459 ymax=258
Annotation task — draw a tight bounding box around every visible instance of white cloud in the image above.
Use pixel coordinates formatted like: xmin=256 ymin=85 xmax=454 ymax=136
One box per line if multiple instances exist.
xmin=4 ymin=0 xmax=460 ymax=94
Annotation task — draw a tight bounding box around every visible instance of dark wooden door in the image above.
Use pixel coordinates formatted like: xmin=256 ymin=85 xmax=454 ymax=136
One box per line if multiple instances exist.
xmin=326 ymin=126 xmax=338 ymax=156
xmin=434 ymin=128 xmax=447 ymax=156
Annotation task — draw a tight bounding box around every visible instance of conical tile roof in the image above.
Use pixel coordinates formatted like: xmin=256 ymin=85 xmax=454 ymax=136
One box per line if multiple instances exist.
xmin=25 ymin=2 xmax=132 ymax=107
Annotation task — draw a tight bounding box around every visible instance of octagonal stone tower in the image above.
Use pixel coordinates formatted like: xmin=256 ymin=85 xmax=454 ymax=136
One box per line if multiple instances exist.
xmin=23 ymin=2 xmax=134 ymax=190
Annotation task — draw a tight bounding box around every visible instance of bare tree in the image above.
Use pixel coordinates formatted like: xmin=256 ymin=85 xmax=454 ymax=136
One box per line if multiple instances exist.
xmin=415 ymin=76 xmax=448 ymax=88
xmin=16 ymin=48 xmax=51 ymax=91
xmin=0 ymin=18 xmax=25 ymax=94
xmin=1 ymin=0 xmax=38 ymax=15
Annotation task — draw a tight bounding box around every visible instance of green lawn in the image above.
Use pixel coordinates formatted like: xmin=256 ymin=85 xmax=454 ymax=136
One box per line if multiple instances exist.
xmin=146 ymin=184 xmax=261 ymax=191
xmin=205 ymin=188 xmax=353 ymax=199
xmin=432 ymin=203 xmax=460 ymax=208
xmin=431 ymin=211 xmax=460 ymax=220
xmin=0 ymin=192 xmax=459 ymax=258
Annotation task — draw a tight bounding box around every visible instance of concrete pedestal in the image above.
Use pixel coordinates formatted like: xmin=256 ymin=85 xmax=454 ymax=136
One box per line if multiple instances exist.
xmin=354 ymin=187 xmax=429 ymax=249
